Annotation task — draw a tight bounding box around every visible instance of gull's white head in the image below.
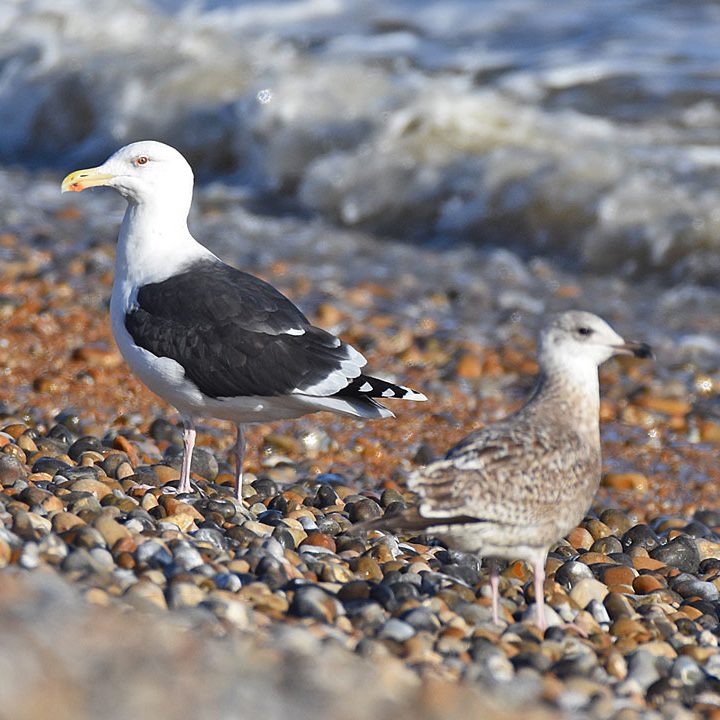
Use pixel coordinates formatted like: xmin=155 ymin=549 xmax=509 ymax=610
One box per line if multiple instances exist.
xmin=538 ymin=310 xmax=652 ymax=372
xmin=61 ymin=140 xmax=194 ymax=213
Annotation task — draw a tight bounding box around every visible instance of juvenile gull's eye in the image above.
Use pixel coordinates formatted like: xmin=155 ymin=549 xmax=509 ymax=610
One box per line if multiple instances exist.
xmin=577 ymin=327 xmax=593 ymax=336
xmin=135 ymin=156 xmax=149 ymax=166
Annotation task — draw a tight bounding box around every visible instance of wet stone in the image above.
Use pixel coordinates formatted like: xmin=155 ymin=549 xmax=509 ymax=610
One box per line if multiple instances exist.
xmin=46 ymin=424 xmax=75 ymax=446
xmin=672 ymin=579 xmax=719 ymax=601
xmin=68 ymin=436 xmax=104 ymax=461
xmin=681 ymin=521 xmax=713 ymax=538
xmin=554 ymin=560 xmax=594 ymax=589
xmin=313 ymin=484 xmax=340 ymax=508
xmin=650 ymin=536 xmax=700 ymax=573
xmin=270 ymin=526 xmax=296 ymax=550
xmin=31 ymin=457 xmax=71 ymax=476
xmin=33 ymin=436 xmax=69 ymax=455
xmin=347 ymin=498 xmax=383 ymax=523
xmin=622 ymin=525 xmax=661 ymax=552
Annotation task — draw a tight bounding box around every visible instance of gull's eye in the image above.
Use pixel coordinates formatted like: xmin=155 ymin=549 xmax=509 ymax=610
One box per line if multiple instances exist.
xmin=134 ymin=156 xmax=149 ymax=166
xmin=577 ymin=326 xmax=593 ymax=337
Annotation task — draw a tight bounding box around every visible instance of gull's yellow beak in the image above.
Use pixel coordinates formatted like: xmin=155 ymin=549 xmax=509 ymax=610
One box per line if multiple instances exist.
xmin=61 ymin=167 xmax=115 ymax=193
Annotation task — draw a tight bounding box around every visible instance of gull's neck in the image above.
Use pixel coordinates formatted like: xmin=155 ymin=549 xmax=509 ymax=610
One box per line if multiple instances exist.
xmin=524 ymin=355 xmax=601 ymax=439
xmin=116 ymin=198 xmax=213 ymax=290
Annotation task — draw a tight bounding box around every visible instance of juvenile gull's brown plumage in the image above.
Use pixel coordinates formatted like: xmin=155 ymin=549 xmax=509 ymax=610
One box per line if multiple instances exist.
xmin=362 ymin=311 xmax=652 ymax=629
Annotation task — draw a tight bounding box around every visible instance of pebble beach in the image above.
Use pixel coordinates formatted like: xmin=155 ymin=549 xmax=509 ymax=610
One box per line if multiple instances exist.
xmin=2 ymin=199 xmax=720 ymax=719
xmin=3 ymin=1 xmax=720 ymax=719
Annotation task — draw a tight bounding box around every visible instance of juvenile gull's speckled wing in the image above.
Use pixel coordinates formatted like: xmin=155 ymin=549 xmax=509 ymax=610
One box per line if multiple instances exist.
xmin=409 ymin=420 xmax=600 ymax=542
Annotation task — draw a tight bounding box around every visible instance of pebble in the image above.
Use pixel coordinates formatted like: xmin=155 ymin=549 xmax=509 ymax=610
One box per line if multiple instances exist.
xmin=650 ymin=536 xmax=700 ymax=573
xmin=569 ymin=577 xmax=609 ymax=607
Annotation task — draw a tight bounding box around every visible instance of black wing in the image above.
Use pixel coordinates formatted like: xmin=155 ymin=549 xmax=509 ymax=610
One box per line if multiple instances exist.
xmin=124 ymin=259 xmax=364 ymax=399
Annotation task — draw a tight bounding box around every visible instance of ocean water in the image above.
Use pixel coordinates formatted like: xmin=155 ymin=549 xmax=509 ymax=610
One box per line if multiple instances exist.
xmin=1 ymin=0 xmax=720 ymax=368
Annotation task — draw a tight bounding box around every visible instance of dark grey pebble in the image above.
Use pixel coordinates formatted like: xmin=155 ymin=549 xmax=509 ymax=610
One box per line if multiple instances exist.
xmin=31 ymin=457 xmax=71 ymax=476
xmin=369 ymin=583 xmax=397 ymax=611
xmin=313 ymin=484 xmax=340 ymax=508
xmin=99 ymin=452 xmax=131 ymax=478
xmin=315 ymin=516 xmax=343 ymax=536
xmin=256 ymin=510 xmax=283 ymax=526
xmin=34 ymin=436 xmax=70 ymax=454
xmin=250 ymin=478 xmax=278 ymax=497
xmin=681 ymin=520 xmax=714 ymax=538
xmin=412 ymin=443 xmax=435 ymax=466
xmin=346 ymin=498 xmax=383 ymax=523
xmin=267 ymin=495 xmax=288 ymax=514
xmin=671 ymin=577 xmax=720 ymax=601
xmin=271 ymin=526 xmax=296 ymax=550
xmin=68 ymin=436 xmax=105 ymax=461
xmin=622 ymin=524 xmax=661 ymax=551
xmin=46 ymin=423 xmax=75 ymax=446
xmin=387 ymin=582 xmax=419 ymax=602
xmin=54 ymin=409 xmax=82 ymax=431
xmin=149 ymin=418 xmax=184 ymax=444
xmin=380 ymin=489 xmax=404 ymax=508
xmin=699 ymin=558 xmax=720 ymax=575
xmin=288 ymin=585 xmax=335 ymax=622
xmin=650 ymin=536 xmax=700 ymax=573
xmin=554 ymin=560 xmax=594 ymax=589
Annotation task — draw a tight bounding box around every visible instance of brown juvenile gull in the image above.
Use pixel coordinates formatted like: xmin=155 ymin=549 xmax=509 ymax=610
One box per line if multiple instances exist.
xmin=361 ymin=311 xmax=652 ymax=630
xmin=61 ymin=141 xmax=426 ymax=499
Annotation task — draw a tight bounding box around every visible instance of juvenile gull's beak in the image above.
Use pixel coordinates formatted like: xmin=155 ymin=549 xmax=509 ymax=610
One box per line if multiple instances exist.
xmin=613 ymin=341 xmax=654 ymax=359
xmin=61 ymin=167 xmax=114 ymax=193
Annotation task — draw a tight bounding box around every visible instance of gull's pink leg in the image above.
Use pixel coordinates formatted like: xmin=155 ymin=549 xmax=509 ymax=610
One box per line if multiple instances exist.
xmin=234 ymin=423 xmax=245 ymax=500
xmin=533 ymin=553 xmax=547 ymax=632
xmin=489 ymin=560 xmax=501 ymax=625
xmin=178 ymin=416 xmax=196 ymax=494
